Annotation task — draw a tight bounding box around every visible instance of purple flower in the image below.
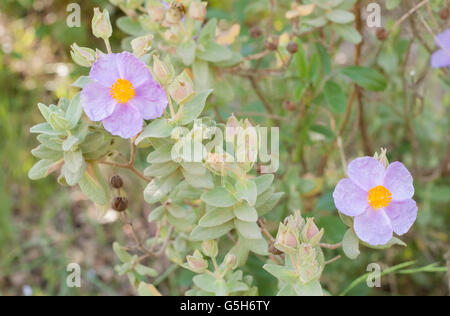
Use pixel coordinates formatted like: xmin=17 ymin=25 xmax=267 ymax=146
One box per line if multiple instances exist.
xmin=431 ymin=29 xmax=450 ymax=68
xmin=333 ymin=157 xmax=417 ymax=246
xmin=81 ymin=52 xmax=167 ymax=139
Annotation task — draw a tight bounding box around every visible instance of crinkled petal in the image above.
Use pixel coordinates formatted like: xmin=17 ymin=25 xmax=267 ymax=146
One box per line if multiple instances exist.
xmin=431 ymin=49 xmax=450 ymax=68
xmin=435 ymin=29 xmax=450 ymax=51
xmin=383 ymin=162 xmax=414 ymax=201
xmin=385 ymin=199 xmax=417 ymax=236
xmin=102 ymin=104 xmax=143 ymax=139
xmin=81 ymin=82 xmax=117 ymax=121
xmin=115 ymin=51 xmax=153 ymax=87
xmin=129 ymin=80 xmax=168 ymax=119
xmin=89 ymin=54 xmax=120 ymax=87
xmin=347 ymin=157 xmax=386 ymax=191
xmin=333 ymin=178 xmax=368 ymax=217
xmin=354 ymin=208 xmax=393 ymax=246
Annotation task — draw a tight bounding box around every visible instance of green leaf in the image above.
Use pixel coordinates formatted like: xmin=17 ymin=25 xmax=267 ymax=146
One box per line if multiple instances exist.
xmin=182 ymin=168 xmax=214 ymax=189
xmin=190 ymin=221 xmax=234 ymax=241
xmin=316 ymin=43 xmax=331 ymax=75
xmin=333 ymin=24 xmax=362 ymax=44
xmin=37 ymin=103 xmax=52 ymax=121
xmin=30 ymin=123 xmax=61 ymax=136
xmin=324 ymin=80 xmax=347 ymax=113
xmin=192 ymin=273 xmax=217 ymax=293
xmin=199 ymin=207 xmax=235 ymax=227
xmin=79 ymin=171 xmax=108 ymax=205
xmin=178 ymin=89 xmax=214 ymax=125
xmin=177 ymin=39 xmax=196 ymax=66
xmin=116 ymin=16 xmax=144 ymax=36
xmin=235 ymin=179 xmax=257 ymax=206
xmin=148 ymin=205 xmax=165 ymax=222
xmin=361 ymin=237 xmax=406 ymax=249
xmin=66 ymin=93 xmax=82 ymax=129
xmin=254 ymin=174 xmax=274 ymax=195
xmin=197 ymin=41 xmax=233 ymax=63
xmin=137 ymin=282 xmax=161 ymax=296
xmin=147 ymin=144 xmax=173 ymax=163
xmin=294 ymin=280 xmax=323 ymax=296
xmin=72 ymin=76 xmax=92 ymax=88
xmin=233 ymin=203 xmax=258 ymax=222
xmin=234 ymin=219 xmax=262 ymax=239
xmin=113 ymin=242 xmax=133 ymax=262
xmin=31 ymin=145 xmax=63 ymax=160
xmin=326 ymin=10 xmax=355 ymax=24
xmin=166 ymin=204 xmax=189 ymax=219
xmin=135 ymin=264 xmax=158 ymax=277
xmin=144 ymin=161 xmax=179 ymax=177
xmin=63 ymin=135 xmax=79 ymax=152
xmin=201 ymin=186 xmax=237 ymax=207
xmin=144 ymin=171 xmax=181 ymax=204
xmin=62 ymin=150 xmax=85 ymax=186
xmin=28 ymin=159 xmax=60 ymax=180
xmin=80 ymin=132 xmax=105 ymax=154
xmin=263 ymin=264 xmax=298 ymax=284
xmin=241 ymin=236 xmax=268 ymax=255
xmin=256 ymin=192 xmax=284 ymax=216
xmin=136 ymin=119 xmax=173 ymax=144
xmin=49 ymin=112 xmax=70 ymax=132
xmin=198 ymin=18 xmax=217 ymax=43
xmin=294 ymin=41 xmax=308 ymax=79
xmin=341 ymin=66 xmax=387 ymax=91
xmin=342 ymin=228 xmax=360 ymax=259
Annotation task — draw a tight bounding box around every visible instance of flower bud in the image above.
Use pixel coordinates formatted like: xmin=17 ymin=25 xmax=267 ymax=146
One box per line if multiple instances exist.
xmin=287 ymin=41 xmax=299 ymax=54
xmin=376 ymin=28 xmax=389 ymax=41
xmin=168 ymin=70 xmax=195 ymax=104
xmin=374 ymin=147 xmax=389 ymax=168
xmin=283 ymin=100 xmax=295 ymax=111
xmin=297 ymin=244 xmax=322 ymax=283
xmin=224 ymin=254 xmax=237 ymax=268
xmin=112 ymin=197 xmax=128 ymax=212
xmin=301 ymin=218 xmax=324 ymax=245
xmin=186 ymin=250 xmax=208 ymax=273
xmin=250 ymin=26 xmax=263 ymax=38
xmin=274 ymin=223 xmax=298 ymax=253
xmin=189 ymin=1 xmax=207 ymax=21
xmin=152 ymin=55 xmax=173 ymax=86
xmin=70 ymin=43 xmax=96 ymax=67
xmin=164 ymin=2 xmax=185 ymax=26
xmin=131 ymin=35 xmax=153 ymax=57
xmin=439 ymin=8 xmax=449 ymax=20
xmin=201 ymin=240 xmax=218 ymax=258
xmin=265 ymin=36 xmax=279 ymax=51
xmin=92 ymin=8 xmax=113 ymax=40
xmin=110 ymin=175 xmax=124 ymax=189
xmin=148 ymin=5 xmax=166 ymax=23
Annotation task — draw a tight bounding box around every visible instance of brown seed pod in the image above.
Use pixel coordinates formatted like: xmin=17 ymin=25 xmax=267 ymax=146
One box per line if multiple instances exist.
xmin=110 ymin=175 xmax=124 ymax=189
xmin=250 ymin=26 xmax=263 ymax=38
xmin=439 ymin=7 xmax=449 ymax=20
xmin=283 ymin=100 xmax=296 ymax=111
xmin=376 ymin=28 xmax=389 ymax=41
xmin=112 ymin=197 xmax=128 ymax=212
xmin=287 ymin=41 xmax=299 ymax=54
xmin=265 ymin=36 xmax=279 ymax=51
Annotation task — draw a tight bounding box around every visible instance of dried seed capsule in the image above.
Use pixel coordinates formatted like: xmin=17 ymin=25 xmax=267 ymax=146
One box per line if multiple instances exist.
xmin=439 ymin=8 xmax=449 ymax=20
xmin=112 ymin=197 xmax=128 ymax=212
xmin=250 ymin=26 xmax=263 ymax=38
xmin=287 ymin=41 xmax=299 ymax=54
xmin=376 ymin=28 xmax=389 ymax=41
xmin=283 ymin=100 xmax=296 ymax=111
xmin=265 ymin=36 xmax=279 ymax=51
xmin=110 ymin=175 xmax=123 ymax=189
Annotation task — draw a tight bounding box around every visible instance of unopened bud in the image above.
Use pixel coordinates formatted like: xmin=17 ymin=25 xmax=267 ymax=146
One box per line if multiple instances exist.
xmin=153 ymin=55 xmax=173 ymax=86
xmin=283 ymin=100 xmax=295 ymax=111
xmin=110 ymin=175 xmax=124 ymax=189
xmin=376 ymin=28 xmax=389 ymax=41
xmin=164 ymin=2 xmax=185 ymax=26
xmin=70 ymin=43 xmax=96 ymax=67
xmin=274 ymin=223 xmax=298 ymax=253
xmin=265 ymin=36 xmax=279 ymax=51
xmin=189 ymin=1 xmax=207 ymax=21
xmin=186 ymin=250 xmax=208 ymax=273
xmin=287 ymin=41 xmax=299 ymax=54
xmin=250 ymin=26 xmax=263 ymax=38
xmin=301 ymin=218 xmax=323 ymax=245
xmin=224 ymin=254 xmax=236 ymax=268
xmin=131 ymin=35 xmax=153 ymax=57
xmin=112 ymin=197 xmax=128 ymax=212
xmin=92 ymin=8 xmax=112 ymax=40
xmin=374 ymin=148 xmax=389 ymax=168
xmin=168 ymin=70 xmax=195 ymax=104
xmin=201 ymin=240 xmax=218 ymax=258
xmin=439 ymin=8 xmax=450 ymax=20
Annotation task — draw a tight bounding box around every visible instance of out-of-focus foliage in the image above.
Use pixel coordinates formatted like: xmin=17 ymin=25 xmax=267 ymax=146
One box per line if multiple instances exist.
xmin=1 ymin=0 xmax=449 ymax=296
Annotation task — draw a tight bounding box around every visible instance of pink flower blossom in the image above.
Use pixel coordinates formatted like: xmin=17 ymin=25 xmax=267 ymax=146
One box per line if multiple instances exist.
xmin=333 ymin=157 xmax=417 ymax=246
xmin=81 ymin=52 xmax=167 ymax=139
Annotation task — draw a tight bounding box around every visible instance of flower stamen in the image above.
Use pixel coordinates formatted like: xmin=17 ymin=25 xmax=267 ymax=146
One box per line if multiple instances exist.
xmin=110 ymin=78 xmax=135 ymax=104
xmin=368 ymin=185 xmax=392 ymax=210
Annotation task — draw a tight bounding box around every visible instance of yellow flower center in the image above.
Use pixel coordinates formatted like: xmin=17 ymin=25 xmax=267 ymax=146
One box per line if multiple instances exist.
xmin=367 ymin=185 xmax=392 ymax=210
xmin=110 ymin=78 xmax=135 ymax=104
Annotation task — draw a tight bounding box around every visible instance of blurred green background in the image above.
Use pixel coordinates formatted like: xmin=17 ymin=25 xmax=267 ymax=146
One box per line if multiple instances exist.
xmin=0 ymin=0 xmax=449 ymax=296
